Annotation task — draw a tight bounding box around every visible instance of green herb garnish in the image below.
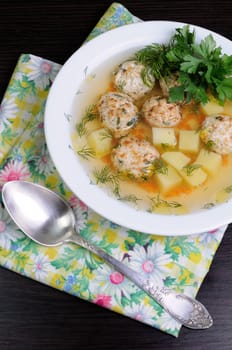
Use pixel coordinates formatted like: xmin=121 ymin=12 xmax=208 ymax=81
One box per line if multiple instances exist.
xmin=117 ymin=80 xmax=126 ymax=91
xmin=224 ymin=185 xmax=232 ymax=193
xmin=183 ymin=163 xmax=201 ymax=176
xmin=99 ymin=128 xmax=113 ymax=140
xmin=203 ymin=202 xmax=215 ymax=209
xmin=152 ymin=158 xmax=168 ymax=175
xmin=135 ymin=25 xmax=232 ymax=104
xmin=76 ymin=145 xmax=95 ymax=160
xmin=92 ymin=166 xmax=121 ymax=196
xmin=150 ymin=195 xmax=182 ymax=210
xmin=118 ymin=194 xmax=141 ymax=204
xmin=205 ymin=140 xmax=216 ymax=151
xmin=76 ymin=104 xmax=98 ymax=137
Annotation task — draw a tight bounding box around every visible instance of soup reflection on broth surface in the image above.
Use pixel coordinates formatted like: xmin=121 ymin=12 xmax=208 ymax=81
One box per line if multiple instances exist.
xmin=71 ymin=53 xmax=232 ymax=215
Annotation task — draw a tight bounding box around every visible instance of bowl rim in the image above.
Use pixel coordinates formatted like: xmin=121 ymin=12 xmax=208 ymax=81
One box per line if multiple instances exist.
xmin=44 ymin=20 xmax=232 ymax=236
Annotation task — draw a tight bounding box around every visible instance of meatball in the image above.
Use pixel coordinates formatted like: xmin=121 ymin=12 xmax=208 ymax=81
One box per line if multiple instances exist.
xmin=200 ymin=115 xmax=232 ymax=154
xmin=97 ymin=92 xmax=139 ymax=138
xmin=111 ymin=136 xmax=160 ymax=179
xmin=141 ymin=96 xmax=182 ymax=127
xmin=113 ymin=60 xmax=155 ymax=100
xmin=159 ymin=72 xmax=180 ymax=97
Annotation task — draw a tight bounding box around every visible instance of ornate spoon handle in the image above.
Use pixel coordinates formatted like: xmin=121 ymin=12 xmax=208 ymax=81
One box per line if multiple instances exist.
xmin=68 ymin=233 xmax=213 ymax=329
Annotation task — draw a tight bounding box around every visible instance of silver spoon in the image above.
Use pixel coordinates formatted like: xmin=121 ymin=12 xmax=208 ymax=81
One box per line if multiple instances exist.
xmin=2 ymin=180 xmax=213 ymax=329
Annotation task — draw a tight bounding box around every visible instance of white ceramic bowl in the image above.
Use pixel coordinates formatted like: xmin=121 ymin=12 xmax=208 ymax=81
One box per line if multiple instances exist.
xmin=44 ymin=21 xmax=232 ymax=236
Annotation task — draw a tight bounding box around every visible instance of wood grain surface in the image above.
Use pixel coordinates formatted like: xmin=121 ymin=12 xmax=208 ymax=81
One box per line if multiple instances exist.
xmin=0 ymin=1 xmax=231 ymax=349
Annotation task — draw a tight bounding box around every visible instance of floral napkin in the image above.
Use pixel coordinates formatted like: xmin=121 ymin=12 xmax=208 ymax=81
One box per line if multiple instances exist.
xmin=0 ymin=2 xmax=227 ymax=337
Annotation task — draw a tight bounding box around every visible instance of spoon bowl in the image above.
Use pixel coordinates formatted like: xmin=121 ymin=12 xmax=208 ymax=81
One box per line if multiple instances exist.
xmin=2 ymin=180 xmax=213 ymax=330
xmin=2 ymin=180 xmax=74 ymax=246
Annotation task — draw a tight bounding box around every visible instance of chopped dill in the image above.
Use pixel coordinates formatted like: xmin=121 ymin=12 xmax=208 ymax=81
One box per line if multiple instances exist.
xmin=117 ymin=80 xmax=126 ymax=91
xmin=161 ymin=143 xmax=170 ymax=151
xmin=118 ymin=194 xmax=141 ymax=204
xmin=202 ymin=202 xmax=215 ymax=209
xmin=99 ymin=128 xmax=113 ymax=140
xmin=224 ymin=185 xmax=232 ymax=193
xmin=205 ymin=140 xmax=216 ymax=151
xmin=76 ymin=145 xmax=95 ymax=160
xmin=183 ymin=163 xmax=201 ymax=176
xmin=92 ymin=166 xmax=121 ymax=196
xmin=141 ymin=67 xmax=154 ymax=88
xmin=150 ymin=194 xmax=182 ymax=210
xmin=76 ymin=104 xmax=98 ymax=137
xmin=135 ymin=43 xmax=171 ymax=79
xmin=152 ymin=158 xmax=168 ymax=175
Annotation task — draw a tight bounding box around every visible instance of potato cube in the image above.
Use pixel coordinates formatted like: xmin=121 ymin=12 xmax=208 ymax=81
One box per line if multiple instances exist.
xmin=195 ymin=149 xmax=222 ymax=175
xmin=152 ymin=127 xmax=177 ymax=146
xmin=223 ymin=100 xmax=232 ymax=116
xmin=161 ymin=151 xmax=191 ymax=171
xmin=179 ymin=130 xmax=200 ymax=153
xmin=200 ymin=96 xmax=224 ymax=115
xmin=180 ymin=165 xmax=207 ymax=187
xmin=87 ymin=128 xmax=112 ymax=157
xmin=155 ymin=165 xmax=182 ymax=193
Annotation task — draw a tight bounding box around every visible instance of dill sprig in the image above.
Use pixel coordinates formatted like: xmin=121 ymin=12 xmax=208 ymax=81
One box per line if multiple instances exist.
xmin=76 ymin=145 xmax=95 ymax=160
xmin=76 ymin=104 xmax=98 ymax=137
xmin=135 ymin=44 xmax=171 ymax=80
xmin=150 ymin=194 xmax=182 ymax=210
xmin=205 ymin=140 xmax=216 ymax=151
xmin=92 ymin=166 xmax=121 ymax=196
xmin=202 ymin=202 xmax=215 ymax=209
xmin=118 ymin=194 xmax=141 ymax=204
xmin=152 ymin=158 xmax=168 ymax=175
xmin=183 ymin=163 xmax=201 ymax=176
xmin=117 ymin=80 xmax=126 ymax=92
xmin=99 ymin=128 xmax=113 ymax=141
xmin=224 ymin=185 xmax=232 ymax=193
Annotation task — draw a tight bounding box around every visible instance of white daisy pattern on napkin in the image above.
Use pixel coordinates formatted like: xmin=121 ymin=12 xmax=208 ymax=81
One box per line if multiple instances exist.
xmin=0 ymin=207 xmax=24 ymax=250
xmin=27 ymin=55 xmax=60 ymax=89
xmin=128 ymin=243 xmax=172 ymax=287
xmin=0 ymin=97 xmax=18 ymax=132
xmin=158 ymin=311 xmax=181 ymax=333
xmin=90 ymin=263 xmax=136 ymax=301
xmin=31 ymin=254 xmax=54 ymax=281
xmin=124 ymin=303 xmax=158 ymax=326
xmin=33 ymin=145 xmax=55 ymax=176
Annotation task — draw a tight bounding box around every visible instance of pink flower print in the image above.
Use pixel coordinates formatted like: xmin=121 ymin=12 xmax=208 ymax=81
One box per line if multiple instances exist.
xmin=69 ymin=195 xmax=78 ymax=208
xmin=78 ymin=199 xmax=88 ymax=210
xmin=209 ymin=229 xmax=218 ymax=234
xmin=110 ymin=271 xmax=124 ymax=285
xmin=41 ymin=61 xmax=52 ymax=74
xmin=38 ymin=122 xmax=44 ymax=129
xmin=142 ymin=260 xmax=154 ymax=273
xmin=89 ymin=264 xmax=135 ymax=300
xmin=134 ymin=313 xmax=143 ymax=321
xmin=0 ymin=160 xmax=30 ymax=183
xmin=94 ymin=294 xmax=112 ymax=308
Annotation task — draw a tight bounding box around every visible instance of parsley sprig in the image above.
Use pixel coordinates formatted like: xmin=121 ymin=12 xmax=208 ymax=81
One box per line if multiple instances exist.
xmin=135 ymin=25 xmax=232 ymax=104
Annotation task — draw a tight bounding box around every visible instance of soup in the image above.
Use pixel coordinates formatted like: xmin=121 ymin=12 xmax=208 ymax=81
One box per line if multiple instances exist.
xmin=71 ymin=28 xmax=232 ymax=215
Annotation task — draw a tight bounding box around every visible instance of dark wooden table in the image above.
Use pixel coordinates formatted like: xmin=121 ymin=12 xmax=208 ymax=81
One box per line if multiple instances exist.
xmin=0 ymin=1 xmax=231 ymax=349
